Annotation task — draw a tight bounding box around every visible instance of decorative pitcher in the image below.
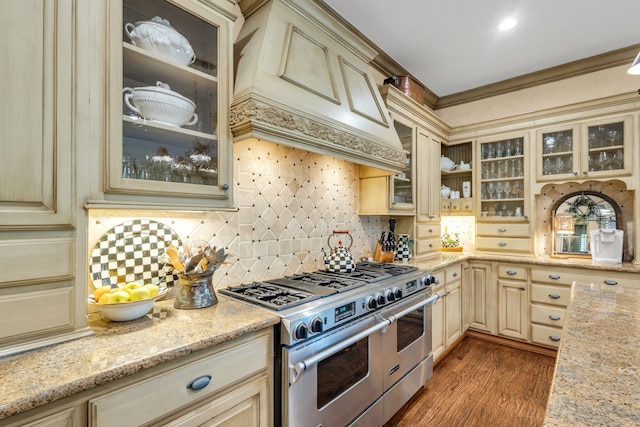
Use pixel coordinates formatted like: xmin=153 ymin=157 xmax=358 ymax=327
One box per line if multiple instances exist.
xmin=395 ymin=234 xmax=412 ymax=262
xmin=322 ymin=231 xmax=356 ymax=273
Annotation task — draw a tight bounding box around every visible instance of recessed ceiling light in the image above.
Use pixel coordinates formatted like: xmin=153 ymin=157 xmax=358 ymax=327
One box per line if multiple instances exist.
xmin=499 ymin=18 xmax=517 ymax=31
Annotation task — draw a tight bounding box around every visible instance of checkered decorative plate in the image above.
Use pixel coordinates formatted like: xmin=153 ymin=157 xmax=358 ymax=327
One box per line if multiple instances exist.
xmin=89 ymin=219 xmax=182 ymax=288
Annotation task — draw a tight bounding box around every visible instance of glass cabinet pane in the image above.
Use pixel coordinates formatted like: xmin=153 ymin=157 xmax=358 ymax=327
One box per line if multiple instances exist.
xmin=121 ymin=0 xmax=219 ymax=187
xmin=479 ymin=137 xmax=525 ymax=218
xmin=392 ymin=120 xmax=413 ymax=207
xmin=541 ymin=129 xmax=573 ymax=176
xmin=586 ymin=121 xmax=624 ymax=172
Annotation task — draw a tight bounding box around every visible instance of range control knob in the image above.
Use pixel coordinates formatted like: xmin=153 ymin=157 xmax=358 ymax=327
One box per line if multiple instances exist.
xmin=293 ymin=323 xmax=308 ymax=340
xmin=366 ymin=296 xmax=378 ymax=310
xmin=377 ymin=293 xmax=386 ymax=306
xmin=394 ymin=288 xmax=403 ymax=299
xmin=385 ymin=289 xmax=396 ymax=302
xmin=309 ymin=317 xmax=323 ymax=333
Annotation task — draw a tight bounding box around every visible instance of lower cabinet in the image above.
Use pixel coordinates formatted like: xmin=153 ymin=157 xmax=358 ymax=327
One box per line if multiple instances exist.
xmin=497 ymin=264 xmax=528 ymax=341
xmin=468 ymin=261 xmax=497 ymax=335
xmin=431 ymin=263 xmax=463 ymax=362
xmin=0 ymin=330 xmax=272 ymax=427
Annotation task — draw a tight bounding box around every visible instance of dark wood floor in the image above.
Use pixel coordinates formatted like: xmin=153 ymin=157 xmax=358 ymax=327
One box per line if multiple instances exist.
xmin=385 ymin=335 xmax=556 ymax=427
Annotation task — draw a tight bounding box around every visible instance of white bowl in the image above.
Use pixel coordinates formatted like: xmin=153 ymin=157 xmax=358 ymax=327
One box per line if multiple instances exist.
xmin=89 ymin=288 xmax=167 ymax=322
xmin=123 ymin=81 xmax=197 ymax=127
xmin=125 ymin=17 xmax=195 ymax=66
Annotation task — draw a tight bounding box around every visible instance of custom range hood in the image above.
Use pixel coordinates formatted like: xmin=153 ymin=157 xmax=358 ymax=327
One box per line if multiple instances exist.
xmin=231 ymin=0 xmax=406 ymax=173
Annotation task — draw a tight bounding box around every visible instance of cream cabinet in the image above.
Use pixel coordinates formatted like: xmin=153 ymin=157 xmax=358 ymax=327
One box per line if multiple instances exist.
xmin=430 ymin=263 xmax=463 ymax=362
xmin=467 ymin=261 xmax=497 ymax=335
xmin=536 ymin=115 xmax=633 ymax=182
xmin=91 ymin=0 xmax=235 ymax=209
xmin=0 ymin=330 xmax=273 ymax=427
xmin=440 ymin=142 xmax=474 ymax=216
xmin=497 ymin=264 xmax=528 ymax=341
xmin=0 ymin=0 xmax=92 ymax=356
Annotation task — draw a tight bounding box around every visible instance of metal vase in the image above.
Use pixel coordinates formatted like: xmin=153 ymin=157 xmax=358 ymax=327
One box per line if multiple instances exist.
xmin=174 ymin=270 xmax=218 ymax=309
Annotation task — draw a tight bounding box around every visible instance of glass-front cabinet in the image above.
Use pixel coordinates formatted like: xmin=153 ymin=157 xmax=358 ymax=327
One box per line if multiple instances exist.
xmin=107 ymin=0 xmax=233 ymax=206
xmin=477 ymin=135 xmax=528 ymax=221
xmin=536 ymin=116 xmax=632 ymax=182
xmin=391 ymin=120 xmax=414 ymax=210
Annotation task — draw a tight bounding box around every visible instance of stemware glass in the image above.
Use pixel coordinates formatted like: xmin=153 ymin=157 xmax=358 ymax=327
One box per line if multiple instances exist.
xmin=487 ymin=182 xmax=495 ymax=199
xmin=495 ymin=182 xmax=503 ymax=199
xmin=596 ymin=151 xmax=608 ymax=170
xmin=496 ymin=142 xmax=504 ymax=158
xmin=505 ymin=140 xmax=512 ymax=157
xmin=606 ymin=130 xmax=619 ymax=146
xmin=544 ymin=136 xmax=556 ymax=154
xmin=503 ymin=181 xmax=512 ymax=199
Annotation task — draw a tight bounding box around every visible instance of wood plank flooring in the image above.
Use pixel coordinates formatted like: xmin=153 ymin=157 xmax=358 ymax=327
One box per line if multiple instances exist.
xmin=385 ymin=336 xmax=556 ymax=427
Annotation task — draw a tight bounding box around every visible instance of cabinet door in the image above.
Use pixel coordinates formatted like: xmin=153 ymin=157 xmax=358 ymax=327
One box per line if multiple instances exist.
xmin=105 ymin=0 xmax=233 ymax=206
xmin=536 ymin=125 xmax=579 ymax=181
xmin=0 ymin=0 xmax=73 ymax=227
xmin=468 ymin=261 xmax=496 ymax=334
xmin=580 ymin=116 xmax=633 ymax=179
xmin=461 ymin=263 xmax=470 ymax=332
xmin=497 ymin=279 xmax=528 ymax=341
xmin=445 ymin=280 xmax=462 ymax=347
xmin=431 ymin=288 xmax=445 ymax=361
xmin=476 ymin=134 xmax=528 ymax=221
xmin=417 ymin=131 xmax=441 ymax=222
xmin=389 ymin=117 xmax=415 ymax=212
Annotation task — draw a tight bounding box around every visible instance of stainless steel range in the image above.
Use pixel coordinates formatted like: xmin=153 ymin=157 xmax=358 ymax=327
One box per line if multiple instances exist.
xmin=219 ymin=262 xmax=440 ymax=427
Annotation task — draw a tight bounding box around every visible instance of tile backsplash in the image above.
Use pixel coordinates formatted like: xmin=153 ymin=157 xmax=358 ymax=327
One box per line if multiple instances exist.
xmin=89 ymin=140 xmax=388 ymax=289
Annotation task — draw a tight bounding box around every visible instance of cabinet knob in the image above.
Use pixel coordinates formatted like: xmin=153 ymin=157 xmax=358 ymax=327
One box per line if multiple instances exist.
xmin=582 ymin=171 xmax=588 ymax=175
xmin=187 ymin=375 xmax=212 ymax=391
xmin=573 ymin=171 xmax=578 ymax=176
xmin=549 ymin=293 xmax=561 ymax=299
xmin=604 ymin=279 xmax=618 ymax=286
xmin=497 ymin=228 xmax=506 ymax=233
xmin=520 ymin=287 xmax=525 ymax=291
xmin=549 ymin=315 xmax=561 ymax=321
xmin=221 ymin=183 xmax=229 ymax=191
xmin=498 ymin=242 xmax=507 ymax=246
xmin=452 ymin=272 xmax=458 ymax=277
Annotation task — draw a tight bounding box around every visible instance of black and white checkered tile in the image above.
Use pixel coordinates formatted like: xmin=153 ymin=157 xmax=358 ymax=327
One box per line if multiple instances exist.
xmin=89 ymin=219 xmax=182 ymax=288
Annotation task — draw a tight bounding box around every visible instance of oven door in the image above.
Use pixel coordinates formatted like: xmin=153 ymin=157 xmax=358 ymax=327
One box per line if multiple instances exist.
xmin=381 ymin=291 xmax=439 ymax=391
xmin=282 ymin=314 xmax=387 ymax=427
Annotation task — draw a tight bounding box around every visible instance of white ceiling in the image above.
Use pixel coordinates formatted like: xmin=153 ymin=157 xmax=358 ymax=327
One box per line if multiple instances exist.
xmin=323 ymin=0 xmax=640 ymax=97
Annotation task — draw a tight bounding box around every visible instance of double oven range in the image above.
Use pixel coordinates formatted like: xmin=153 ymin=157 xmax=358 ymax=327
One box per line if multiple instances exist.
xmin=219 ymin=262 xmax=439 ymax=427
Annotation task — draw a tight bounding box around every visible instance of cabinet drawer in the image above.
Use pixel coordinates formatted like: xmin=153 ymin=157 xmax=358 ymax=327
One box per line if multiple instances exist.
xmin=415 ymin=237 xmax=440 ymax=256
xmin=530 ymin=284 xmax=571 ymax=307
xmin=89 ymin=335 xmax=269 ymax=427
xmin=431 ymin=270 xmax=446 ymax=288
xmin=531 ymin=324 xmax=562 ymax=348
xmin=416 ymin=223 xmax=441 ymax=239
xmin=477 ymin=223 xmax=530 ymax=237
xmin=441 ymin=199 xmax=451 ymax=213
xmin=446 ymin=265 xmax=461 ymax=283
xmin=498 ymin=264 xmax=528 ymax=280
xmin=0 ymin=287 xmax=73 ymax=341
xmin=461 ymin=198 xmax=473 ymax=212
xmin=476 ymin=237 xmax=531 ymax=253
xmin=450 ymin=200 xmax=461 ymax=212
xmin=530 ymin=268 xmax=573 ymax=286
xmin=531 ymin=304 xmax=566 ymax=327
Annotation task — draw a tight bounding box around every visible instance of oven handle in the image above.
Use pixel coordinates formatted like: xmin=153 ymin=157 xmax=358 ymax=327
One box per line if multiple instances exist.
xmin=386 ymin=293 xmax=440 ymax=324
xmin=290 ymin=316 xmax=392 ymax=385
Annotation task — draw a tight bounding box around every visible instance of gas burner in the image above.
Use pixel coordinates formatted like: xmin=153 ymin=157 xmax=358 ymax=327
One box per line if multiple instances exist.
xmin=219 ymin=283 xmax=320 ymax=311
xmin=356 ymin=262 xmax=418 ymax=276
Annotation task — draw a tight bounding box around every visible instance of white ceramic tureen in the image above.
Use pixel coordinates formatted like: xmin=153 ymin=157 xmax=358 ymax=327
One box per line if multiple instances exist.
xmin=123 ymin=81 xmax=198 ymax=127
xmin=125 ymin=16 xmax=196 ymax=66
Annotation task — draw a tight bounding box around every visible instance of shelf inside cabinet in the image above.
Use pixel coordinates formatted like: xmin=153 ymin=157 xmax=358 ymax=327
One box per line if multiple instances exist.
xmin=441 ymin=169 xmax=472 ymax=176
xmin=123 ymin=115 xmax=217 ymax=145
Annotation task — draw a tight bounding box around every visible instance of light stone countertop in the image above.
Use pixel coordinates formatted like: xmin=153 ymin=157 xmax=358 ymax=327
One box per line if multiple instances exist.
xmin=543 ymin=283 xmax=640 ymax=426
xmin=0 ymin=296 xmax=280 ymax=420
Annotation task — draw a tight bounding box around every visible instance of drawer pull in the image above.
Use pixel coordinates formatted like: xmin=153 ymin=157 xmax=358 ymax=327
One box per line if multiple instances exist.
xmin=520 ymin=287 xmax=525 ymax=291
xmin=452 ymin=272 xmax=458 ymax=277
xmin=549 ymin=336 xmax=561 ymax=342
xmin=549 ymin=293 xmax=561 ymax=299
xmin=604 ymin=279 xmax=618 ymax=286
xmin=498 ymin=242 xmax=507 ymax=246
xmin=549 ymin=274 xmax=561 ymax=280
xmin=549 ymin=315 xmax=561 ymax=321
xmin=187 ymin=375 xmax=212 ymax=391
xmin=428 ymin=229 xmax=433 ymax=233
xmin=507 ymin=270 xmax=517 ymax=275
xmin=497 ymin=228 xmax=506 ymax=233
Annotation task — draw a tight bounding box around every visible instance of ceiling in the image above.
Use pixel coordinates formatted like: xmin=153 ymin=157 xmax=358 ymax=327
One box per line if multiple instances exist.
xmin=322 ymin=0 xmax=640 ymax=99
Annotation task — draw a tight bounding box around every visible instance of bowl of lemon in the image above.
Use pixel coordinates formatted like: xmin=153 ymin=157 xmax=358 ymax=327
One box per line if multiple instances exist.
xmin=89 ymin=282 xmax=166 ymax=321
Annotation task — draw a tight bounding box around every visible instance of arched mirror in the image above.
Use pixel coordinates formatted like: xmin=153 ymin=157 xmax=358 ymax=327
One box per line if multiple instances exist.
xmin=551 ymin=192 xmax=622 ymax=258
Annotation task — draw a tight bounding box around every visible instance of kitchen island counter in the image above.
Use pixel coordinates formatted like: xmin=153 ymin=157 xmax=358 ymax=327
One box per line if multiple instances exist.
xmin=0 ymin=296 xmax=280 ymax=420
xmin=543 ymin=282 xmax=640 ymax=426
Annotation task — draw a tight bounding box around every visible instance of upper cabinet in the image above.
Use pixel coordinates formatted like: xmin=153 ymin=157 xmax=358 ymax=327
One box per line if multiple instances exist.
xmin=536 ymin=115 xmax=633 ymax=182
xmin=440 ymin=142 xmax=474 ymax=216
xmin=98 ymin=0 xmax=235 ymax=208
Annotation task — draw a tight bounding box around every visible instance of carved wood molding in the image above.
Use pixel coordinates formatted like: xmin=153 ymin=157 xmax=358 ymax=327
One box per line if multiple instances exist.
xmin=230 ymin=98 xmax=407 ymax=167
